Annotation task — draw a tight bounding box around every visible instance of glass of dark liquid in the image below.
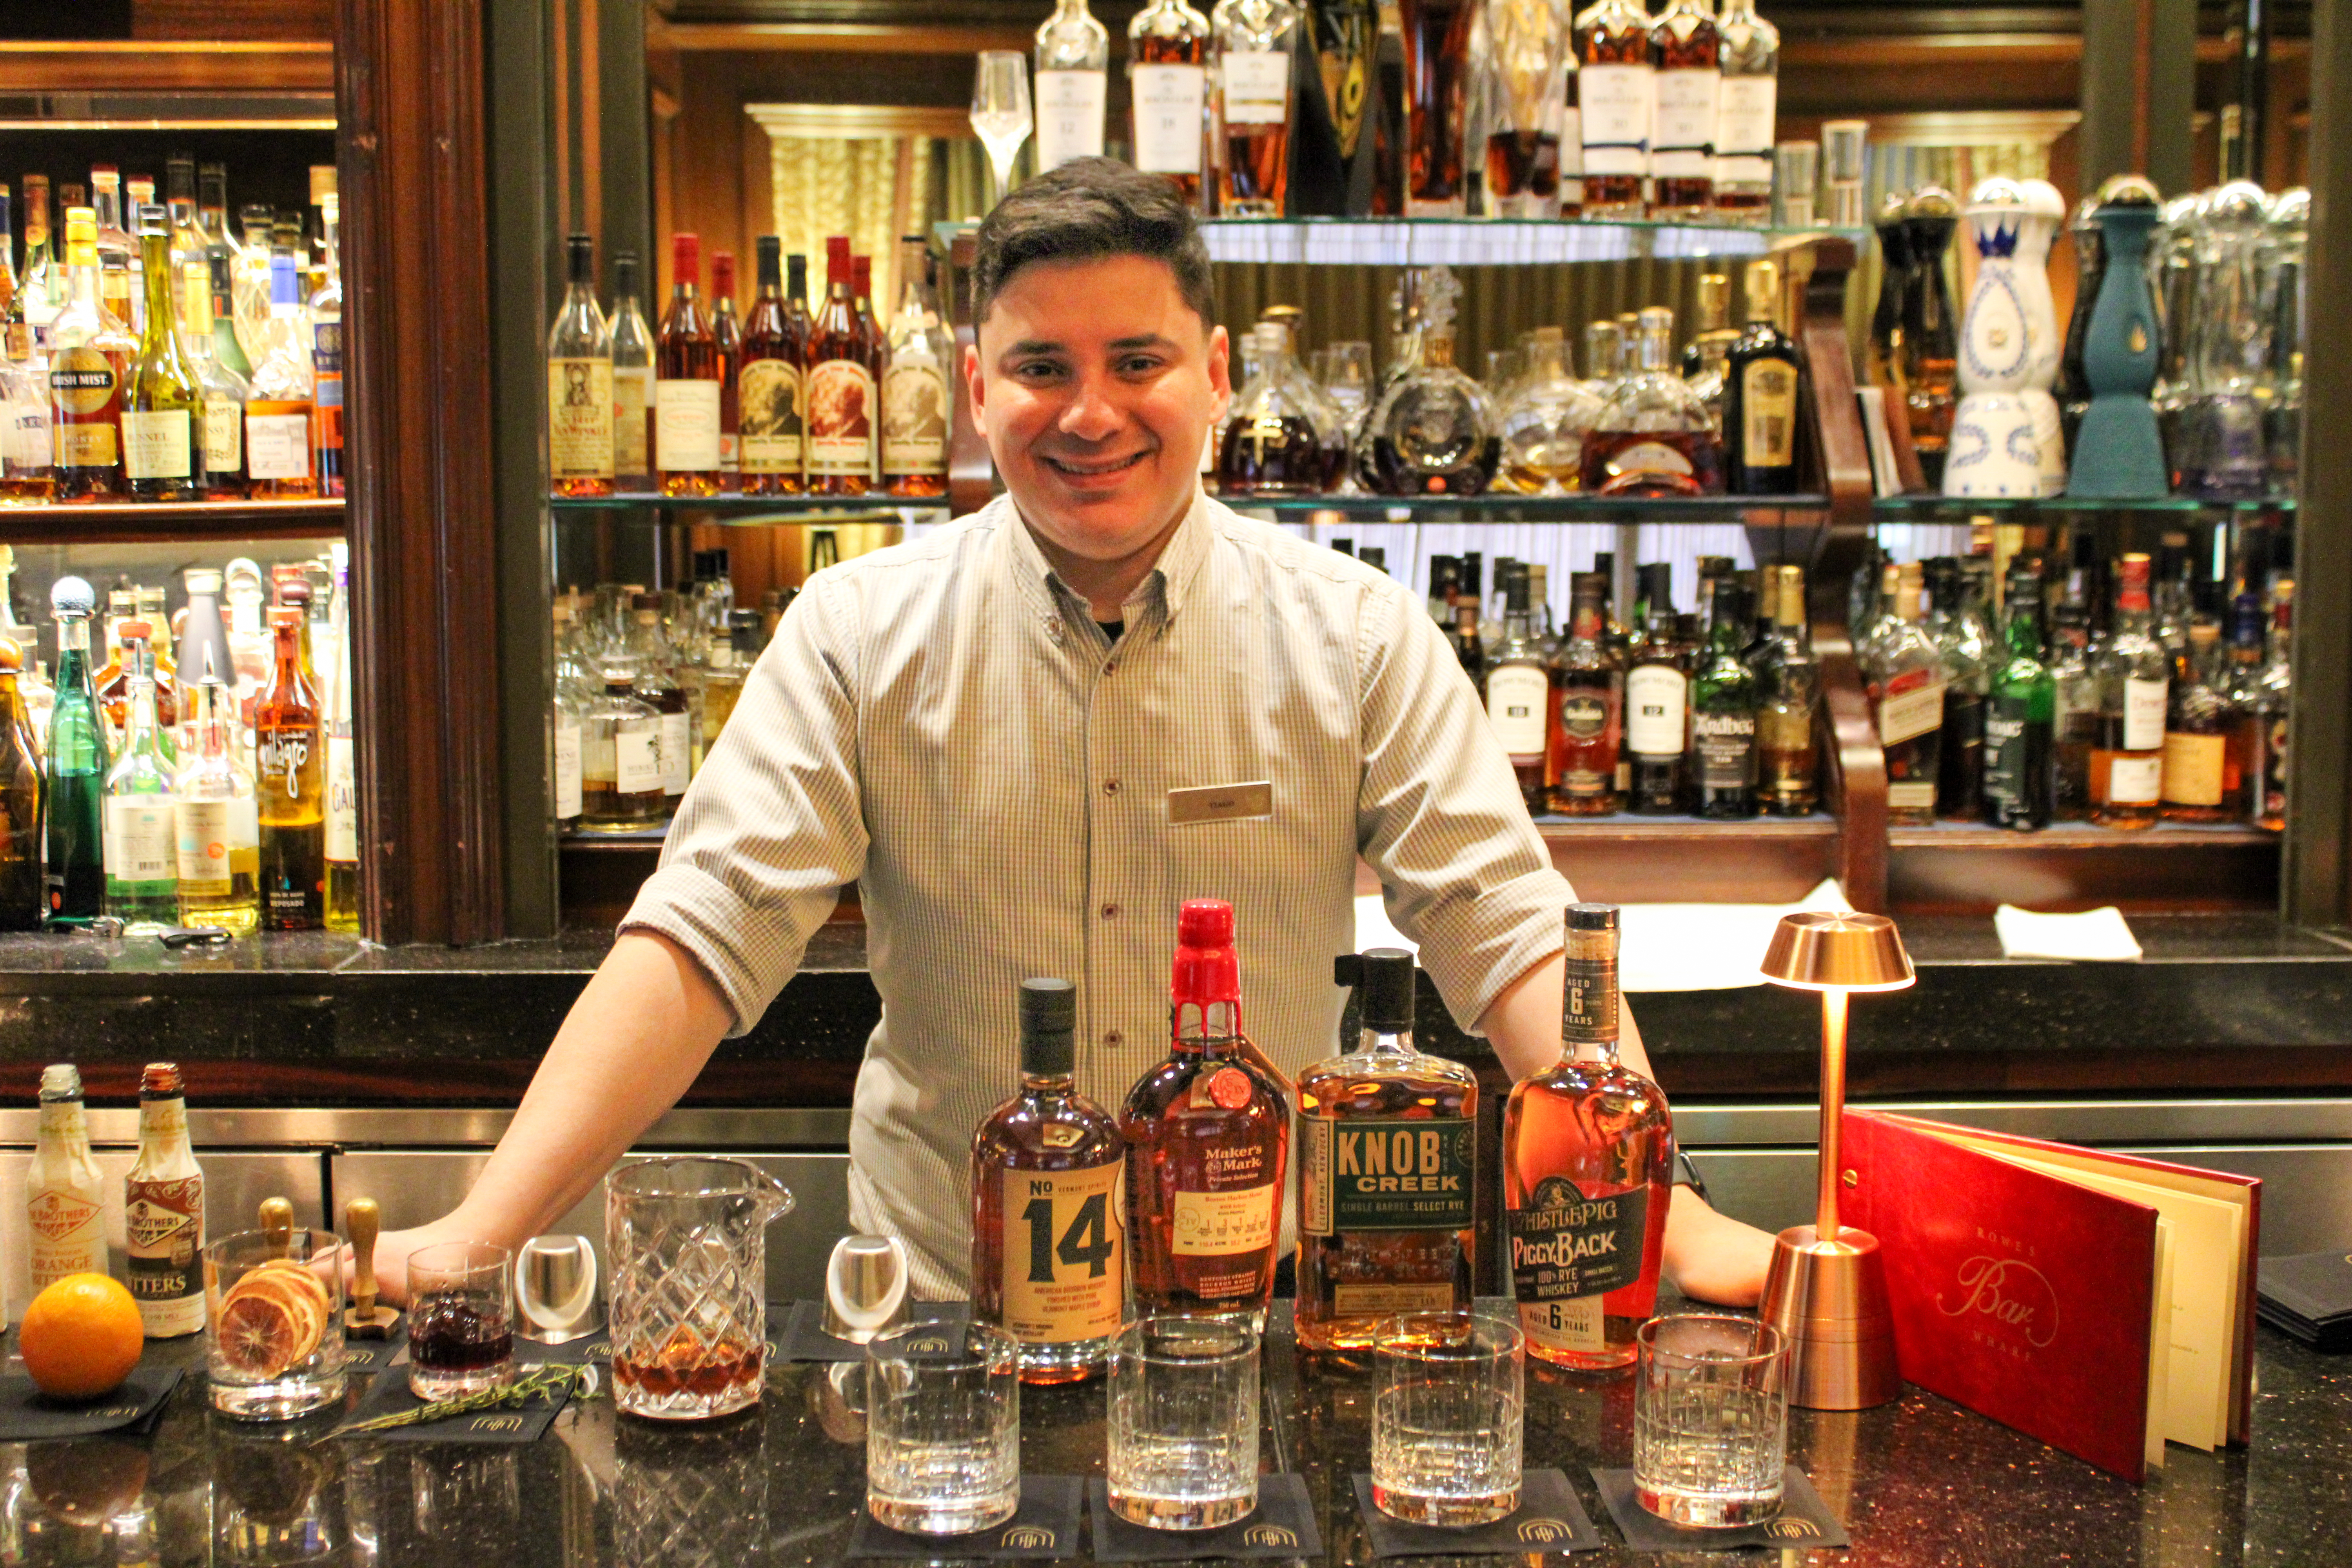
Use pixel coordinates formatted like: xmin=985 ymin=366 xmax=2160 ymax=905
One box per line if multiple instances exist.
xmin=407 ymin=1241 xmax=515 ymax=1401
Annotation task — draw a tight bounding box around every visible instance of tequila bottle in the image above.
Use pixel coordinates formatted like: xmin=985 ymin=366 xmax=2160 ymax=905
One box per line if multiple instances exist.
xmin=1581 ymin=308 xmax=1724 ymax=496
xmin=1036 ymin=0 xmax=1111 ymax=171
xmin=1648 ymin=0 xmax=1719 ymax=218
xmin=2091 ymin=553 xmax=2166 ymax=829
xmin=1214 ymin=0 xmax=1303 ymax=216
xmin=1900 ymin=188 xmax=1960 ymax=484
xmin=42 ymin=577 xmax=108 ymax=923
xmin=1503 ymin=904 xmax=1671 ymax=1370
xmin=1984 ymin=563 xmax=2055 ymax=830
xmin=1868 ymin=563 xmax=1945 ymax=826
xmin=1497 ymin=326 xmax=1604 ymax=495
xmin=1547 ymin=571 xmax=1621 ymax=814
xmin=548 ymin=232 xmax=615 ymax=497
xmin=125 ymin=207 xmax=203 ymax=502
xmin=2183 ymin=183 xmax=2273 ymax=499
xmin=1711 ymin=0 xmax=1777 ymax=221
xmin=1129 ymin=0 xmax=1214 ymax=208
xmin=102 ymin=620 xmax=177 ymax=931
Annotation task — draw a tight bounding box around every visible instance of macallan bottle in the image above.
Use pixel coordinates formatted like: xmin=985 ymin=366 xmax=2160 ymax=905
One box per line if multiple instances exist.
xmin=1120 ymin=900 xmax=1290 ymax=1327
xmin=1213 ymin=0 xmax=1302 ymax=217
xmin=1503 ymin=904 xmax=1671 ymax=1372
xmin=125 ymin=1061 xmax=205 ymax=1338
xmin=1647 ymin=0 xmax=1719 ymax=218
xmin=29 ymin=1063 xmax=108 ymax=1290
xmin=737 ymin=236 xmax=805 ymax=496
xmin=972 ymin=977 xmax=1127 ymax=1385
xmin=1548 ymin=572 xmax=1621 ymax=814
xmin=1129 ymin=0 xmax=1213 ymax=208
xmin=1294 ymin=949 xmax=1477 ymax=1352
xmin=710 ymin=249 xmax=742 ymax=489
xmin=654 ymin=231 xmax=721 ymax=497
xmin=255 ymin=606 xmax=324 ymax=929
xmin=882 ymin=236 xmax=953 ymax=497
xmin=1571 ymin=0 xmax=1653 ymax=219
xmin=804 ymin=236 xmax=874 ymax=496
xmin=1035 ymin=0 xmax=1111 ymax=171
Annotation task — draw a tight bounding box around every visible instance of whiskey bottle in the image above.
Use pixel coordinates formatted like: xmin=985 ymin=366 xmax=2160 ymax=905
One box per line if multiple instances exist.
xmin=1035 ymin=0 xmax=1111 ymax=171
xmin=852 ymin=256 xmax=886 ymax=473
xmin=610 ymin=250 xmax=656 ymax=490
xmin=244 ymin=254 xmax=318 ymax=499
xmin=710 ymin=249 xmax=742 ymax=490
xmin=1129 ymin=0 xmax=1214 ymax=208
xmin=1725 ymin=258 xmax=1802 ymax=495
xmin=2250 ymin=584 xmax=2291 ymax=831
xmin=1393 ymin=0 xmax=1475 ymax=216
xmin=1984 ymin=561 xmax=2055 ymax=831
xmin=1900 ymin=188 xmax=1961 ymax=485
xmin=1689 ymin=577 xmax=1759 ymax=818
xmin=1483 ymin=0 xmax=1568 ymax=219
xmin=1503 ymin=904 xmax=1671 ymax=1371
xmin=1548 ymin=571 xmax=1621 ymax=815
xmin=2160 ymin=619 xmax=2238 ymax=822
xmin=2091 ymin=552 xmax=2165 ymax=830
xmin=183 ymin=260 xmax=249 ymax=497
xmin=1681 ymin=273 xmax=1736 ymax=419
xmin=1648 ymin=0 xmax=1719 ymax=219
xmin=1711 ymin=0 xmax=1777 ymax=221
xmin=1868 ymin=563 xmax=1946 ymax=826
xmin=577 ymin=660 xmax=666 ymax=832
xmin=1622 ymin=564 xmax=1688 ymax=815
xmin=804 ymin=236 xmax=875 ymax=497
xmin=125 ymin=207 xmax=202 ymax=502
xmin=1367 ymin=322 xmax=1498 ymax=493
xmin=1121 ymin=900 xmax=1290 ymax=1326
xmin=972 ymin=977 xmax=1127 ymax=1384
xmin=1295 ymin=949 xmax=1477 ymax=1352
xmin=101 ymin=621 xmax=177 ymax=932
xmin=653 ymin=232 xmax=721 ymax=497
xmin=255 ymin=606 xmax=324 ymax=928
xmin=882 ymin=236 xmax=953 ymax=497
xmin=738 ymin=238 xmax=805 ymax=496
xmin=1933 ymin=559 xmax=1993 ymax=822
xmin=547 ymin=232 xmax=615 ymax=497
xmin=125 ymin=1061 xmax=205 ymax=1338
xmin=1485 ymin=564 xmax=1550 ymax=811
xmin=626 ymin=595 xmax=695 ymax=802
xmin=49 ymin=208 xmax=134 ymax=501
xmin=0 ymin=642 xmax=41 ymax=931
xmin=43 ymin=578 xmax=109 ymax=923
xmin=1755 ymin=564 xmax=1818 ymax=816
xmin=1214 ymin=0 xmax=1302 ymax=217
xmin=173 ymin=655 xmax=261 ymax=935
xmin=308 ymin=194 xmax=344 ymax=497
xmin=1571 ymin=0 xmax=1653 ymax=220
xmin=1582 ymin=309 xmax=1725 ymax=495
xmin=28 ymin=1063 xmax=107 ymax=1290
xmin=1219 ymin=322 xmax=1330 ymax=495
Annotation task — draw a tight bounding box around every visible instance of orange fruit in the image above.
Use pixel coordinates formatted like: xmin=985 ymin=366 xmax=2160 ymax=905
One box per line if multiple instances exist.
xmin=19 ymin=1273 xmax=144 ymax=1400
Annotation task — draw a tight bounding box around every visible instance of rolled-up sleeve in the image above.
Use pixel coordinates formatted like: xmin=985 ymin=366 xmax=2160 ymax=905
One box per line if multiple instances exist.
xmin=620 ymin=572 xmax=871 ymax=1035
xmin=1352 ymin=586 xmax=1574 ymax=1033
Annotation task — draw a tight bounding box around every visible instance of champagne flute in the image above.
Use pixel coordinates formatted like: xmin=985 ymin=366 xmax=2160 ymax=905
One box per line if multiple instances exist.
xmin=970 ymin=51 xmax=1035 ymax=212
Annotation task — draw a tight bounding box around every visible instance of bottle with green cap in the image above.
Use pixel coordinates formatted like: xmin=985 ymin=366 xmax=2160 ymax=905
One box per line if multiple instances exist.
xmin=970 ymin=976 xmax=1127 ymax=1385
xmin=1502 ymin=903 xmax=1672 ymax=1371
xmin=1294 ymin=947 xmax=1479 ymax=1352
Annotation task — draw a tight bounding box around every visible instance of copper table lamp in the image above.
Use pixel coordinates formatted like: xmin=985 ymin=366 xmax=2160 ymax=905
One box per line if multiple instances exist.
xmin=1757 ymin=910 xmax=1915 ymax=1410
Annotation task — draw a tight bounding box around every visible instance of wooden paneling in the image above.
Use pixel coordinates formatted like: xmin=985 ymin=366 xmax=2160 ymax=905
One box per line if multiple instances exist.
xmin=0 ymin=41 xmax=333 ymax=92
xmin=132 ymin=0 xmax=335 ymax=40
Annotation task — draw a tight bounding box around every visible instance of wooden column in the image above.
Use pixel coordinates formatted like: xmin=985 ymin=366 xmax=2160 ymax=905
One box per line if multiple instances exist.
xmin=336 ymin=0 xmax=505 ymax=944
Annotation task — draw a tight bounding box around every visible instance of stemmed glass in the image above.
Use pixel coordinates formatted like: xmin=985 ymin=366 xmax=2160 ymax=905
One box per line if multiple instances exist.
xmin=970 ymin=52 xmax=1035 ymax=212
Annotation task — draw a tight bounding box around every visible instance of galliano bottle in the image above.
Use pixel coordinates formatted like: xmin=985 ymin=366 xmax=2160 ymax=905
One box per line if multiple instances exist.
xmin=28 ymin=1063 xmax=108 ymax=1291
xmin=126 ymin=1061 xmax=205 ymax=1337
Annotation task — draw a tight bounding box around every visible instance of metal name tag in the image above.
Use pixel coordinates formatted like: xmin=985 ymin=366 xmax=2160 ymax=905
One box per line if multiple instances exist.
xmin=1167 ymin=780 xmax=1274 ymax=825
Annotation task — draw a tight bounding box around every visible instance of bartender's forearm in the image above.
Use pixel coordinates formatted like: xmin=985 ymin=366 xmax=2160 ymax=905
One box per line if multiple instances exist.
xmin=450 ymin=931 xmax=733 ymax=1246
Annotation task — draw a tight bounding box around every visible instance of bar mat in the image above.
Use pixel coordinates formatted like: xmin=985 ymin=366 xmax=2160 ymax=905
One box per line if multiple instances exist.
xmin=1087 ymin=1473 xmax=1322 ymax=1561
xmin=1350 ymin=1468 xmax=1602 ymax=1556
xmin=327 ymin=1365 xmax=575 ymax=1445
xmin=781 ymin=1299 xmax=973 ymax=1363
xmin=849 ymin=1474 xmax=1082 ymax=1559
xmin=337 ymin=1329 xmax=407 ymax=1375
xmin=2257 ymin=1251 xmax=2352 ymax=1352
xmin=0 ymin=1367 xmax=182 ymax=1441
xmin=1590 ymin=1466 xmax=1849 ymax=1551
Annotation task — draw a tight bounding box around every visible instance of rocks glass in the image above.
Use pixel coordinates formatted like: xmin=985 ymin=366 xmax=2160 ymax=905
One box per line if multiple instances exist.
xmin=407 ymin=1241 xmax=515 ymax=1401
xmin=1633 ymin=1313 xmax=1789 ymax=1527
xmin=205 ymin=1226 xmax=347 ymax=1419
xmin=865 ymin=1321 xmax=1021 ymax=1536
xmin=1371 ymin=1310 xmax=1525 ymax=1526
xmin=1107 ymin=1315 xmax=1259 ymax=1530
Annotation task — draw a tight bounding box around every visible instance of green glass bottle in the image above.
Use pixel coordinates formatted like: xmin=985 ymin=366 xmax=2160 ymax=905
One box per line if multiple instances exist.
xmin=123 ymin=205 xmax=203 ymax=502
xmin=0 ymin=641 xmax=42 ymax=930
xmin=1690 ymin=576 xmax=1760 ymax=818
xmin=102 ymin=620 xmax=176 ymax=930
xmin=1984 ymin=563 xmax=2056 ymax=831
xmin=42 ymin=577 xmax=110 ymax=923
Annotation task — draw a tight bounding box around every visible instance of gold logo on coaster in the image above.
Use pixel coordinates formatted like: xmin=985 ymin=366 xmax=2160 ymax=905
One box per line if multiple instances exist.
xmin=1517 ymin=1517 xmax=1572 ymax=1543
xmin=1766 ymin=1517 xmax=1822 ymax=1539
xmin=1245 ymin=1524 xmax=1299 ymax=1547
xmin=1001 ymin=1525 xmax=1056 ymax=1549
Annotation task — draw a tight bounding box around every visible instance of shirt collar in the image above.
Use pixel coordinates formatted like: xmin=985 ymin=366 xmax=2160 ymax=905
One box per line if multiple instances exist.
xmin=1000 ymin=485 xmax=1215 ymax=632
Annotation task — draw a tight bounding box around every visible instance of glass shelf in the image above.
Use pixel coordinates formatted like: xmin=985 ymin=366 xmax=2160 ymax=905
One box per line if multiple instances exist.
xmin=550 ymin=494 xmax=953 ymax=524
xmin=1225 ymin=492 xmax=1830 ymax=523
xmin=935 ymin=218 xmax=1865 ymax=269
xmin=0 ymin=497 xmax=345 ymax=543
xmin=1873 ymin=492 xmax=2296 ymax=520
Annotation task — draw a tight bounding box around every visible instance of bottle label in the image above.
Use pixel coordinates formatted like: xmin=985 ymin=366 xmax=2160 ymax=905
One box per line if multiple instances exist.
xmin=654 ymin=378 xmax=721 ymax=471
xmin=8 ymin=398 xmax=51 ymax=473
xmin=258 ymin=727 xmax=317 ymax=803
xmin=881 ymin=361 xmax=951 ymax=475
xmin=1623 ymin=666 xmax=1687 ymax=757
xmin=1520 ymin=1294 xmax=1604 ymax=1355
xmin=1608 ymin=440 xmax=1695 ymax=480
xmin=613 ymin=365 xmax=653 ymax=474
xmin=327 ymin=733 xmax=359 ymax=858
xmin=1876 ymin=677 xmax=1946 ymax=747
xmin=1299 ymin=1114 xmax=1475 ymax=1234
xmin=805 ymin=360 xmax=878 ymax=474
xmin=2161 ymin=730 xmax=2226 ymax=806
xmin=1485 ymin=664 xmax=1550 ymax=756
xmin=657 ymin=710 xmax=691 ymax=795
xmin=1650 ymin=67 xmax=1717 ymax=178
xmin=122 ymin=409 xmax=193 ymax=480
xmin=1559 ymin=691 xmax=1610 ymax=741
xmin=548 ymin=357 xmax=615 ymax=479
xmin=1563 ymin=947 xmax=1619 ymax=1043
xmin=2123 ymin=676 xmax=2167 ymax=751
xmin=1577 ymin=62 xmax=1653 ymax=176
xmin=554 ymin=714 xmax=583 ymax=819
xmin=1739 ymin=359 xmax=1798 ymax=467
xmin=1221 ymin=49 xmax=1291 ymax=124
xmin=28 ymin=1183 xmax=105 ymax=1290
xmin=1714 ymin=74 xmax=1777 ymax=183
xmin=1693 ymin=710 xmax=1757 ymax=788
xmin=615 ymin=725 xmax=662 ymax=795
xmin=1035 ymin=69 xmax=1109 ymax=168
xmin=1509 ymin=1177 xmax=1650 ymax=1305
xmin=176 ymin=798 xmax=236 ymax=884
xmin=1983 ymin=710 xmax=2034 ymax=810
xmin=1172 ymin=1181 xmax=1279 ymax=1257
xmin=1132 ymin=64 xmax=1208 ymax=173
xmin=125 ymin=1170 xmax=205 ymax=1327
xmin=245 ymin=412 xmax=312 ymax=479
xmin=2107 ymin=751 xmax=2162 ymax=804
xmin=203 ymin=396 xmax=242 ymax=472
xmin=105 ymin=797 xmax=177 ymax=883
xmin=739 ymin=356 xmax=804 ymax=470
xmin=999 ymin=1161 xmax=1125 ymax=1345
xmin=1560 ymin=105 xmax=1584 ymax=187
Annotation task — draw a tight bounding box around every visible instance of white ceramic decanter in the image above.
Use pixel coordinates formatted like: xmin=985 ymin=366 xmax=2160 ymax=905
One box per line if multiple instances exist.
xmin=2015 ymin=177 xmax=2068 ymax=495
xmin=1944 ymin=177 xmax=2042 ymax=497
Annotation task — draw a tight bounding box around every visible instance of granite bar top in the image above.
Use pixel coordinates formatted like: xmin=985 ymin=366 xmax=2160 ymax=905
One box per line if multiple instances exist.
xmin=0 ymin=916 xmax=2341 ymax=1103
xmin=16 ymin=1306 xmax=2348 ymax=1566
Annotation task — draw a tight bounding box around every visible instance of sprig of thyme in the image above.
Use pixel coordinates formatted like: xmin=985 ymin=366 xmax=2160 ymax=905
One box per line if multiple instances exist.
xmin=321 ymin=1363 xmax=592 ymax=1442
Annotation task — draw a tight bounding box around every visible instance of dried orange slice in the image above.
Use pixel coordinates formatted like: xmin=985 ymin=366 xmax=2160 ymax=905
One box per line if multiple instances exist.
xmin=217 ymin=1290 xmax=306 ymax=1379
xmin=225 ymin=1272 xmax=325 ymax=1366
xmin=254 ymin=1260 xmax=333 ymax=1319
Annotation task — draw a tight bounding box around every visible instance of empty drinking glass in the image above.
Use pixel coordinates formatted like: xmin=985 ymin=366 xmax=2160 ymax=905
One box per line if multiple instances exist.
xmin=1107 ymin=1316 xmax=1260 ymax=1530
xmin=408 ymin=1241 xmax=515 ymax=1401
xmin=866 ymin=1321 xmax=1022 ymax=1536
xmin=1371 ymin=1310 xmax=1524 ymax=1526
xmin=1633 ymin=1314 xmax=1788 ymax=1528
xmin=971 ymin=52 xmax=1035 ymax=212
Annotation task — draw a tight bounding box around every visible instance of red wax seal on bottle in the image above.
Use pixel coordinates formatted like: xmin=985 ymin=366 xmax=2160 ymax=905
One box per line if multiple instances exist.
xmin=1208 ymin=1066 xmax=1253 ymax=1109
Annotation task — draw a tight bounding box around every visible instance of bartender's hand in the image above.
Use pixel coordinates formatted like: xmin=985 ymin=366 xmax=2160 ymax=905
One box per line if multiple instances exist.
xmin=358 ymin=1218 xmax=482 ymax=1308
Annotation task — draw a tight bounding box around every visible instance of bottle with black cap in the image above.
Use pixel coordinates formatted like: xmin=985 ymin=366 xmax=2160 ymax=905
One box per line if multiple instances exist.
xmin=971 ymin=977 xmax=1127 ymax=1384
xmin=1502 ymin=904 xmax=1671 ymax=1371
xmin=1294 ymin=947 xmax=1477 ymax=1352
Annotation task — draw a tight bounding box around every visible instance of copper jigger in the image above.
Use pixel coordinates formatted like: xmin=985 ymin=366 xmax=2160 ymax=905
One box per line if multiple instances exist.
xmin=1757 ymin=911 xmax=1914 ymax=1410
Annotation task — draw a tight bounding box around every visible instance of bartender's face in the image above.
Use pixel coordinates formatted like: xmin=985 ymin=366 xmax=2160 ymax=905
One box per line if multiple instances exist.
xmin=967 ymin=253 xmax=1230 ymax=569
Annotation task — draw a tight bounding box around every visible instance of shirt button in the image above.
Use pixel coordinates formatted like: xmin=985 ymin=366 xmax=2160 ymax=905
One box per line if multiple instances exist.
xmin=1103 ymin=779 xmax=1120 ymax=796
xmin=1101 ymin=903 xmax=1120 ymax=921
xmin=1104 ymin=1030 xmax=1124 ymax=1048
xmin=1104 ymin=659 xmax=1119 ymax=675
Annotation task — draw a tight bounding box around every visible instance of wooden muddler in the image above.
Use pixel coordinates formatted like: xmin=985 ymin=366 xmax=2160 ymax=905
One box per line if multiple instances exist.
xmin=259 ymin=1196 xmax=295 ymax=1258
xmin=343 ymin=1196 xmax=399 ymax=1338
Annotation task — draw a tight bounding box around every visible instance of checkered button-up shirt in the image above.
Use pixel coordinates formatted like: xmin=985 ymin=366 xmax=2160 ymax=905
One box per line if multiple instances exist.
xmin=622 ymin=489 xmax=1573 ymax=1295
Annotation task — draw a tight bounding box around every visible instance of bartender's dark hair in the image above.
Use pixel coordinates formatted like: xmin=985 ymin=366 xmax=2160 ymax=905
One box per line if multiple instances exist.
xmin=969 ymin=157 xmax=1215 ymax=329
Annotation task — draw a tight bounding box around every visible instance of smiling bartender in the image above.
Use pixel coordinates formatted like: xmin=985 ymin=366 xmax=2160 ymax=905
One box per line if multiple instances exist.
xmin=377 ymin=158 xmax=1774 ymax=1306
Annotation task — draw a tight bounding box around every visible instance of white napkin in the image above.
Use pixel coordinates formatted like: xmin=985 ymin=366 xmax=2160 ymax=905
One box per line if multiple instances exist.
xmin=1994 ymin=904 xmax=2144 ymax=961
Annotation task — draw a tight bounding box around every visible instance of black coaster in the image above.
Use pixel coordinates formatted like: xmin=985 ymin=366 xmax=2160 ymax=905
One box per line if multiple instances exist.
xmin=1087 ymin=1473 xmax=1323 ymax=1561
xmin=0 ymin=1367 xmax=182 ymax=1441
xmin=848 ymin=1474 xmax=1083 ymax=1560
xmin=338 ymin=1329 xmax=408 ymax=1375
xmin=511 ymin=1330 xmax=608 ymax=1368
xmin=1590 ymin=1466 xmax=1850 ymax=1552
xmin=327 ymin=1365 xmax=575 ymax=1445
xmin=1350 ymin=1468 xmax=1602 ymax=1556
xmin=780 ymin=1299 xmax=974 ymax=1363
